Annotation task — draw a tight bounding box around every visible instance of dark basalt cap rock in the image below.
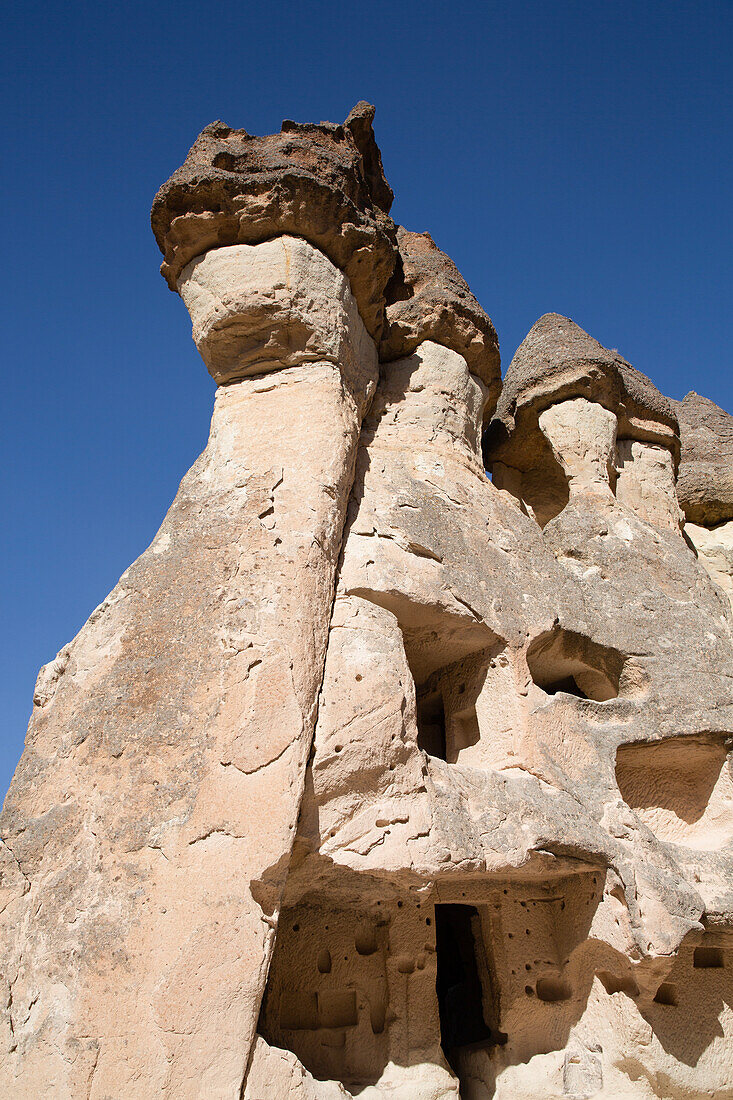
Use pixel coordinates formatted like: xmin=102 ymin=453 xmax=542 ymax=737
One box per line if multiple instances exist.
xmin=674 ymin=391 xmax=733 ymax=526
xmin=380 ymin=227 xmax=501 ymax=405
xmin=151 ymin=102 xmax=398 ymax=341
xmin=485 ymin=313 xmax=679 ymax=466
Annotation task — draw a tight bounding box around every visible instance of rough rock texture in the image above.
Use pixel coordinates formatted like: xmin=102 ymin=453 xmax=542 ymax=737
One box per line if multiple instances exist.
xmin=673 ymin=392 xmax=733 ymax=607
xmin=685 ymin=520 xmax=733 ymax=608
xmin=380 ymin=227 xmax=501 ymax=408
xmin=487 ymin=312 xmax=679 ymax=455
xmin=675 ymin=391 xmax=733 ymax=526
xmin=4 ymin=105 xmax=733 ymax=1100
xmin=485 ymin=314 xmax=681 ymax=530
xmin=0 ymin=238 xmax=377 ymax=1098
xmin=274 ymin=326 xmax=733 ymax=1098
xmin=152 ymin=101 xmax=397 ymax=342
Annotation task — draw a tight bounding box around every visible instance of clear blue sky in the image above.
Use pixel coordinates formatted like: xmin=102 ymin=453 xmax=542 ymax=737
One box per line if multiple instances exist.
xmin=2 ymin=1 xmax=731 ymax=798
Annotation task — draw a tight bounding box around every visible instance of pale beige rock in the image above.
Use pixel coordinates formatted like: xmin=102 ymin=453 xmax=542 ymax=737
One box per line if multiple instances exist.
xmin=151 ymin=102 xmax=397 ymax=342
xmin=380 ymin=227 xmax=501 ymax=403
xmin=538 ymin=397 xmax=618 ymax=501
xmin=615 ymin=438 xmax=682 ymax=532
xmin=274 ymin=327 xmax=733 ymax=1098
xmin=4 ymin=106 xmax=733 ymax=1100
xmin=685 ymin=519 xmax=733 ymax=608
xmin=244 ymin=1035 xmax=351 ymax=1099
xmin=675 ymin=390 xmax=733 ymax=527
xmin=179 ymin=236 xmax=376 ymax=386
xmin=0 ymin=239 xmax=377 ymax=1099
xmin=673 ymin=391 xmax=733 ymax=613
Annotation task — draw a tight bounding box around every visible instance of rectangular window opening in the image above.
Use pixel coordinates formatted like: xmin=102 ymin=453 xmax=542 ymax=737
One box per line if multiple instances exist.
xmin=416 ymin=690 xmax=447 ymax=760
xmin=693 ymin=946 xmax=724 ymax=969
xmin=435 ymin=904 xmax=504 ymax=1079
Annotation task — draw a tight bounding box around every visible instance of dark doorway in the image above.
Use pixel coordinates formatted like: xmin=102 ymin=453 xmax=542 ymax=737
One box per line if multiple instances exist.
xmin=416 ymin=690 xmax=447 ymax=759
xmin=435 ymin=904 xmax=503 ymax=1074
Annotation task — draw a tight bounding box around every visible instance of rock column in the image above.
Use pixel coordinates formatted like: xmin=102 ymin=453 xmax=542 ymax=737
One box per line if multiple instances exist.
xmin=0 ymin=236 xmax=376 ymax=1099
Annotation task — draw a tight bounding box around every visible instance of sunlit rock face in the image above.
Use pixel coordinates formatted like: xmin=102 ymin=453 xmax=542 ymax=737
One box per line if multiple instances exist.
xmin=2 ymin=105 xmax=733 ymax=1100
xmin=675 ymin=391 xmax=733 ymax=612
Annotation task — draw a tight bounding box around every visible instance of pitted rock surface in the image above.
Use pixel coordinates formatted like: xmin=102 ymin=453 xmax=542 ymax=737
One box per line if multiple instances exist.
xmin=486 ymin=312 xmax=679 ymax=461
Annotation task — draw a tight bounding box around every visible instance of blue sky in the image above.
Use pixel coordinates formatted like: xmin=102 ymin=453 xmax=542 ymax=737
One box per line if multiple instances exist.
xmin=2 ymin=1 xmax=731 ymax=797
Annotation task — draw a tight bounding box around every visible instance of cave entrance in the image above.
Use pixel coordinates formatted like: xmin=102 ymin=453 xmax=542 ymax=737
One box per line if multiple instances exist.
xmin=526 ymin=626 xmax=624 ymax=702
xmin=435 ymin=904 xmax=503 ymax=1077
xmin=415 ymin=689 xmax=447 ymax=759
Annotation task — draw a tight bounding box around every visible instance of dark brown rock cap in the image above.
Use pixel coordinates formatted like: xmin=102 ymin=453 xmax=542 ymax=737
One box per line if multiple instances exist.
xmin=380 ymin=227 xmax=501 ymax=405
xmin=674 ymin=391 xmax=733 ymax=526
xmin=485 ymin=313 xmax=679 ymax=468
xmin=152 ymin=102 xmax=397 ymax=341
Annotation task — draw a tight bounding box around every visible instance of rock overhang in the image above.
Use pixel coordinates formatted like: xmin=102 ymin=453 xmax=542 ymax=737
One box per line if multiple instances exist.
xmin=381 ymin=227 xmax=501 ymax=406
xmin=152 ymin=102 xmax=397 ymax=343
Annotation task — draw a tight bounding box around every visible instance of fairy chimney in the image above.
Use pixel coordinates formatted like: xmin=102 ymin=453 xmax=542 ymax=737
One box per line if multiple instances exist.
xmin=2 ymin=103 xmax=733 ymax=1100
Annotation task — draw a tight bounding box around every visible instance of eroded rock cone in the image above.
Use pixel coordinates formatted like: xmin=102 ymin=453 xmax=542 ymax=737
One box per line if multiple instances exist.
xmin=487 ymin=312 xmax=679 ymax=452
xmin=675 ymin=390 xmax=733 ymax=608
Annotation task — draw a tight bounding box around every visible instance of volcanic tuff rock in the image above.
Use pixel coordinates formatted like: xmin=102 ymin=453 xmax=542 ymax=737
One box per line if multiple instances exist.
xmin=674 ymin=391 xmax=733 ymax=610
xmin=485 ymin=313 xmax=682 ymax=530
xmin=380 ymin=227 xmax=502 ymax=406
xmin=0 ymin=236 xmax=378 ymax=1099
xmin=151 ymin=101 xmax=397 ymax=342
xmin=675 ymin=390 xmax=733 ymax=526
xmin=487 ymin=312 xmax=679 ymax=456
xmin=3 ymin=103 xmax=733 ymax=1100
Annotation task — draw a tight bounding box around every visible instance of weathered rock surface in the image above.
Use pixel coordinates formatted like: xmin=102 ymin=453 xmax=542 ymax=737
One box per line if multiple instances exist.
xmin=685 ymin=519 xmax=733 ymax=608
xmin=0 ymin=238 xmax=377 ymax=1098
xmin=380 ymin=227 xmax=501 ymax=407
xmin=486 ymin=314 xmax=681 ymax=530
xmin=272 ymin=313 xmax=733 ymax=1097
xmin=4 ymin=104 xmax=733 ymax=1100
xmin=675 ymin=390 xmax=733 ymax=526
xmin=152 ymin=101 xmax=397 ymax=342
xmin=487 ymin=312 xmax=679 ymax=455
xmin=673 ymin=392 xmax=733 ymax=607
